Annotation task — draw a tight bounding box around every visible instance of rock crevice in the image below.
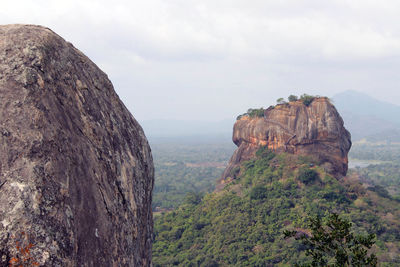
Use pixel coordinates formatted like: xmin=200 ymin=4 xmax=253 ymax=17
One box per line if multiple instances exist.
xmin=0 ymin=24 xmax=153 ymax=266
xmin=221 ymin=98 xmax=351 ymax=183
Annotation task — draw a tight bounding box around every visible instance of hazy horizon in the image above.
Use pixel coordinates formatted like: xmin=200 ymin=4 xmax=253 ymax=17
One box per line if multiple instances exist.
xmin=140 ymin=89 xmax=400 ymax=122
xmin=2 ymin=1 xmax=400 ymax=122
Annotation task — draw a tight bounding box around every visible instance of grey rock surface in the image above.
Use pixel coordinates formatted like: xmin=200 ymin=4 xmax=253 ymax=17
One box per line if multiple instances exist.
xmin=0 ymin=24 xmax=153 ymax=266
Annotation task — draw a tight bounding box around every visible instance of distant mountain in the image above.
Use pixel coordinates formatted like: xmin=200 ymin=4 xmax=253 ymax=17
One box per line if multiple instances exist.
xmin=333 ymin=90 xmax=400 ymax=125
xmin=141 ymin=91 xmax=400 ymax=143
xmin=332 ymin=90 xmax=400 ymax=141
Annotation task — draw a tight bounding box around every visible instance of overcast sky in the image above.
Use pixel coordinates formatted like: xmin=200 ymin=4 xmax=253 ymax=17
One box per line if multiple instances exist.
xmin=1 ymin=0 xmax=400 ymax=121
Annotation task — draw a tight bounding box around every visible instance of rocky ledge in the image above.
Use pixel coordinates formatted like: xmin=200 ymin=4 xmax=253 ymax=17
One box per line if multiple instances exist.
xmin=221 ymin=97 xmax=351 ymax=184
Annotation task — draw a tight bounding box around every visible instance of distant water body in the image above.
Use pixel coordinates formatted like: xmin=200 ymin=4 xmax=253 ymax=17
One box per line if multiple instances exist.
xmin=348 ymin=159 xmax=383 ymax=169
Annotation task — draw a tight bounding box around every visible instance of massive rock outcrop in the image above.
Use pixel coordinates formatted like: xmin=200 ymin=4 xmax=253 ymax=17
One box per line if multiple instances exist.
xmin=221 ymin=97 xmax=351 ymax=183
xmin=0 ymin=25 xmax=153 ymax=266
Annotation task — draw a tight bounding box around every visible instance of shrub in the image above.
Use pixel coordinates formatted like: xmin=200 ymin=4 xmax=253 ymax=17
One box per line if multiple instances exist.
xmin=247 ymin=108 xmax=265 ymax=118
xmin=170 ymin=227 xmax=185 ymax=240
xmin=288 ymin=95 xmax=298 ymax=102
xmin=250 ymin=185 xmax=268 ymax=200
xmin=320 ymin=191 xmax=351 ymax=204
xmin=200 ymin=259 xmax=219 ymax=267
xmin=297 ymin=168 xmax=319 ymax=184
xmin=237 ymin=108 xmax=265 ymax=120
xmin=369 ymin=185 xmax=391 ymax=199
xmin=276 ymin=98 xmax=286 ymax=104
xmin=300 ymin=94 xmax=315 ymax=106
xmin=184 ymin=192 xmax=203 ymax=205
xmin=284 ymin=213 xmax=378 ymax=266
xmin=255 ymin=146 xmax=275 ymax=160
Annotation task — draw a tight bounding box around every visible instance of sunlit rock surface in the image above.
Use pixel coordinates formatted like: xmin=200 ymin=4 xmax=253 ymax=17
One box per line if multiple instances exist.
xmin=221 ymin=97 xmax=351 ymax=184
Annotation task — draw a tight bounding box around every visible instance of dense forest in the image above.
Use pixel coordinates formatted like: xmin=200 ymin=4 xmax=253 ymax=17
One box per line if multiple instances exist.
xmin=153 ymin=146 xmax=400 ymax=266
xmin=152 ymin=143 xmax=235 ymax=211
xmin=151 ymin=137 xmax=400 ymax=266
xmin=350 ymin=142 xmax=400 ymax=162
xmin=152 ymin=140 xmax=400 ymax=211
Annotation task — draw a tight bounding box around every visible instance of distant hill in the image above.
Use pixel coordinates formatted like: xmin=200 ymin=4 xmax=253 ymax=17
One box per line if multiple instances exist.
xmin=332 ymin=90 xmax=400 ymax=141
xmin=363 ymin=129 xmax=400 ymax=143
xmin=141 ymin=91 xmax=400 ymax=143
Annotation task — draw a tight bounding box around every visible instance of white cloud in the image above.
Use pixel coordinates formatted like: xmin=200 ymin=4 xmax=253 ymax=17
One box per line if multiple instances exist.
xmin=3 ymin=0 xmax=400 ymax=61
xmin=1 ymin=0 xmax=400 ymax=120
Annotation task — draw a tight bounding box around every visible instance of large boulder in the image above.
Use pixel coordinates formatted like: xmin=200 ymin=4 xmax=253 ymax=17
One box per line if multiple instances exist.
xmin=0 ymin=25 xmax=153 ymax=266
xmin=221 ymin=97 xmax=351 ymax=183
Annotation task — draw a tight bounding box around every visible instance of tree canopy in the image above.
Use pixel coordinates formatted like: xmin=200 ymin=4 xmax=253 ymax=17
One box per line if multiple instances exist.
xmin=284 ymin=213 xmax=377 ymax=267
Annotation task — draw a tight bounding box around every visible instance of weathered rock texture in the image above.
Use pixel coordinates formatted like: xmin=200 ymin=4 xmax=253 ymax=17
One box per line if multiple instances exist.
xmin=221 ymin=98 xmax=351 ymax=183
xmin=0 ymin=25 xmax=154 ymax=266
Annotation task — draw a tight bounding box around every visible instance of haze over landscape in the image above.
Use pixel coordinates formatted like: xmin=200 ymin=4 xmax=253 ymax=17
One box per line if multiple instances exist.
xmin=2 ymin=1 xmax=400 ymax=266
xmin=1 ymin=0 xmax=400 ymax=122
xmin=142 ymin=90 xmax=400 ymax=143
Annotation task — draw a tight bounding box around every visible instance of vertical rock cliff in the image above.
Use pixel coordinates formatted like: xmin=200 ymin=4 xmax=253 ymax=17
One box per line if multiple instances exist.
xmin=221 ymin=98 xmax=351 ymax=184
xmin=0 ymin=25 xmax=154 ymax=266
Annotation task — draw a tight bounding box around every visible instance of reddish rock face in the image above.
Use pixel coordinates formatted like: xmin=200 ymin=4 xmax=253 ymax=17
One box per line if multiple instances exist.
xmin=221 ymin=98 xmax=351 ymax=182
xmin=0 ymin=25 xmax=153 ymax=266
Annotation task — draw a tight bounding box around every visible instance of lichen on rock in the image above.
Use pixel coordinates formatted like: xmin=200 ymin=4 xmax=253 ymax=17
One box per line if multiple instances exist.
xmin=0 ymin=24 xmax=154 ymax=266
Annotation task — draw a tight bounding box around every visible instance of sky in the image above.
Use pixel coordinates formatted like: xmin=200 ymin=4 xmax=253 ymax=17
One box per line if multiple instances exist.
xmin=1 ymin=0 xmax=400 ymax=122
